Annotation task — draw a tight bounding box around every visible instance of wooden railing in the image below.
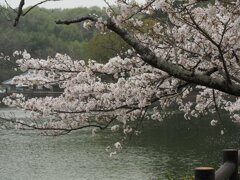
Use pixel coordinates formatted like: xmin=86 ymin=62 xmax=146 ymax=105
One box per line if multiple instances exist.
xmin=195 ymin=149 xmax=239 ymax=180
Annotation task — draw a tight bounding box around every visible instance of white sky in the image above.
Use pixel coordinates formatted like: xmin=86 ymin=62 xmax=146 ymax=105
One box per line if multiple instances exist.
xmin=0 ymin=0 xmax=145 ymax=9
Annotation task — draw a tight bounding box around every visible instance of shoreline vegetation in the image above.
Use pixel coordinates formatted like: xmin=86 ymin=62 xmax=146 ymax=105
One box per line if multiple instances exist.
xmin=0 ymin=5 xmax=128 ymax=82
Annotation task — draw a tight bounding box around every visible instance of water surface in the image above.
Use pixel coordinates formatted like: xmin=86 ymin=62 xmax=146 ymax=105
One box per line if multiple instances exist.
xmin=0 ymin=107 xmax=239 ymax=180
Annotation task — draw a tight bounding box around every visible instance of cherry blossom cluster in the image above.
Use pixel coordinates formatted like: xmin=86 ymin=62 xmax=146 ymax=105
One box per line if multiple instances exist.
xmin=1 ymin=0 xmax=240 ymax=153
xmin=2 ymin=51 xmax=180 ymax=152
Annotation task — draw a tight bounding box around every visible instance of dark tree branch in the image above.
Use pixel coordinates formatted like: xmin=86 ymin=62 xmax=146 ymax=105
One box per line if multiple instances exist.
xmin=233 ymin=50 xmax=240 ymax=66
xmin=205 ymin=67 xmax=218 ymax=76
xmin=14 ymin=0 xmax=24 ymax=27
xmin=56 ymin=16 xmax=98 ymax=25
xmin=0 ymin=115 xmax=117 ymax=133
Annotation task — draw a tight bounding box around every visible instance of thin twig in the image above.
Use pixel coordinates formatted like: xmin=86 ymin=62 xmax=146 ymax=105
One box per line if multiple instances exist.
xmin=212 ymin=89 xmax=226 ymax=130
xmin=4 ymin=0 xmax=18 ymax=13
xmin=23 ymin=0 xmax=61 ymax=16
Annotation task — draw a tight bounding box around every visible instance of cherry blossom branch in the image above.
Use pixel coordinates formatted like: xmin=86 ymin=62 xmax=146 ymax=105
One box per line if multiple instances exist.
xmin=103 ymin=0 xmax=116 ymax=16
xmin=55 ymin=15 xmax=240 ymax=96
xmin=217 ymin=67 xmax=240 ymax=84
xmin=123 ymin=0 xmax=156 ymax=22
xmin=186 ymin=9 xmax=232 ymax=84
xmin=106 ymin=20 xmax=240 ymax=96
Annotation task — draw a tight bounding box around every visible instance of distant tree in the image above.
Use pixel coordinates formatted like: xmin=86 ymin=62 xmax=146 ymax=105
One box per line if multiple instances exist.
xmin=0 ymin=5 xmax=115 ymax=80
xmin=82 ymin=32 xmax=129 ymax=63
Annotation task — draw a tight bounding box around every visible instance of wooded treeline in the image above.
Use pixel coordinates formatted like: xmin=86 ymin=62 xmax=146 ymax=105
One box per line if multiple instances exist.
xmin=0 ymin=6 xmax=128 ymax=81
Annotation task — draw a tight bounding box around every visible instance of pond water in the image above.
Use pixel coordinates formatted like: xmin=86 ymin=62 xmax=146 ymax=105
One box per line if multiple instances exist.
xmin=0 ymin=107 xmax=239 ymax=180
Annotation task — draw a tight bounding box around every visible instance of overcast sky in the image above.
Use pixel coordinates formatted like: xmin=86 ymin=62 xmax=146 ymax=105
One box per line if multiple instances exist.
xmin=1 ymin=0 xmax=145 ymax=9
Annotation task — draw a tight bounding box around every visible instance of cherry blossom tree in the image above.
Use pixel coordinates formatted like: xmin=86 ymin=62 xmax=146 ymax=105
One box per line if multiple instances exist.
xmin=1 ymin=0 xmax=240 ymax=152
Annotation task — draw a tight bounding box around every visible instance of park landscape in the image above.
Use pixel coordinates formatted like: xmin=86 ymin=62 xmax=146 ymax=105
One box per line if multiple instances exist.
xmin=0 ymin=0 xmax=240 ymax=179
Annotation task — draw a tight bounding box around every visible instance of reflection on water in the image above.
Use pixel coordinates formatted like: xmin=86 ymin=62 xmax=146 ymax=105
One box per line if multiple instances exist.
xmin=0 ymin=108 xmax=239 ymax=180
